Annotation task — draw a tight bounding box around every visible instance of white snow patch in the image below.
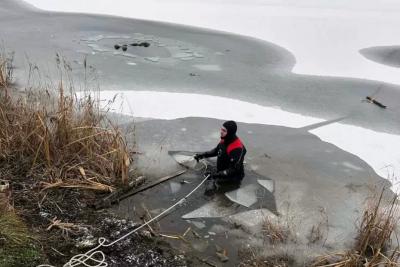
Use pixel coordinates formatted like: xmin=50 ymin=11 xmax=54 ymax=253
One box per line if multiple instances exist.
xmin=83 ymin=90 xmax=322 ymax=128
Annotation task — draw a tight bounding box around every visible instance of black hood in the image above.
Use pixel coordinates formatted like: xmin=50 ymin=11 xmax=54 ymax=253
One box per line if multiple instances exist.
xmin=222 ymin=120 xmax=237 ymax=144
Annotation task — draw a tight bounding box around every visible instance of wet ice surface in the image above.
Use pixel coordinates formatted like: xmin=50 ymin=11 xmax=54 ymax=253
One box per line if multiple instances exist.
xmin=79 ymin=33 xmax=210 ymax=65
xmin=113 ymin=157 xmax=276 ymax=265
xmin=110 ymin=116 xmax=391 ymax=265
xmin=360 ymin=46 xmax=400 ymax=68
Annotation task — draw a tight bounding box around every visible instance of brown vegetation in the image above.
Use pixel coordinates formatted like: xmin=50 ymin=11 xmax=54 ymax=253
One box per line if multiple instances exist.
xmin=312 ymin=189 xmax=400 ymax=266
xmin=0 ymin=60 xmax=132 ymax=191
xmin=262 ymin=216 xmax=291 ymax=244
xmin=0 ymin=48 xmax=13 ymax=89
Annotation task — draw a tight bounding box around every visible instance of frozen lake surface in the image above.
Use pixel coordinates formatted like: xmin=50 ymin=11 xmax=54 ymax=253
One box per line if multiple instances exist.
xmin=24 ymin=0 xmax=400 ymax=85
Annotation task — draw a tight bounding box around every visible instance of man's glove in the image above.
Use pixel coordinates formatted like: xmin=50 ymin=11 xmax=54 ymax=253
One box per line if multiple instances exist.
xmin=194 ymin=153 xmax=204 ymax=162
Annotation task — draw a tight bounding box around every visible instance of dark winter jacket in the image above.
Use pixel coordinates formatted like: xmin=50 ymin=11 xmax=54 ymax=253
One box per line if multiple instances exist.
xmin=202 ymin=137 xmax=246 ymax=181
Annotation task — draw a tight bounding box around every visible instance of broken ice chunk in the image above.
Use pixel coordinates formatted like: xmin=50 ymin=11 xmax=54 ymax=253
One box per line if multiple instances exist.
xmin=145 ymin=57 xmax=160 ymax=62
xmin=193 ymin=52 xmax=204 ymax=58
xmin=113 ymin=51 xmax=137 ymax=58
xmin=257 ymin=179 xmax=274 ymax=193
xmin=182 ymin=199 xmax=236 ymax=219
xmin=224 ymin=184 xmax=259 ymax=208
xmin=188 ymin=220 xmax=206 ymax=229
xmin=226 ymin=209 xmax=277 ymax=230
xmin=170 ymin=154 xmax=197 ymax=169
xmin=169 ymin=181 xmax=182 ymax=194
xmin=87 ymin=43 xmax=112 ymax=53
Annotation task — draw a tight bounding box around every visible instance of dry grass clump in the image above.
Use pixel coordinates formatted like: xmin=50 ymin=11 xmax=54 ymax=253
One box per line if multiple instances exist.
xmin=0 ymin=48 xmax=13 ymax=89
xmin=0 ymin=53 xmax=132 ymax=192
xmin=262 ymin=217 xmax=291 ymax=244
xmin=312 ymin=190 xmax=400 ymax=266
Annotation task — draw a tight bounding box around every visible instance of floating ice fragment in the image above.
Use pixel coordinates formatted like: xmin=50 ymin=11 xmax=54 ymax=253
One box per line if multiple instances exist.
xmin=182 ymin=200 xmax=236 ymax=219
xmin=169 ymin=181 xmax=182 ymax=194
xmin=101 ymin=35 xmax=131 ymax=40
xmin=174 ymin=52 xmax=193 ymax=58
xmin=87 ymin=43 xmax=112 ymax=52
xmin=145 ymin=57 xmax=160 ymax=62
xmin=81 ymin=35 xmax=104 ymax=42
xmin=82 ymin=35 xmax=131 ymax=42
xmin=193 ymin=64 xmax=222 ymax=71
xmin=226 ymin=209 xmax=276 ymax=230
xmin=113 ymin=51 xmax=137 ymax=58
xmin=180 ymin=57 xmax=194 ymax=61
xmin=189 ymin=220 xmax=206 ymax=229
xmin=170 ymin=154 xmax=197 ymax=169
xmin=224 ymin=184 xmax=259 ymax=208
xmin=193 ymin=52 xmax=204 ymax=58
xmin=257 ymin=179 xmax=274 ymax=193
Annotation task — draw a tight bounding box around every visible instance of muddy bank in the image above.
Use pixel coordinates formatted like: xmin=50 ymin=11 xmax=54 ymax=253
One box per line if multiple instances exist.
xmin=3 ymin=169 xmax=188 ymax=267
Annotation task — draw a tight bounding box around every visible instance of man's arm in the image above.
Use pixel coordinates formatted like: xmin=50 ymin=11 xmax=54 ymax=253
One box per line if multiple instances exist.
xmin=195 ymin=145 xmax=219 ymax=161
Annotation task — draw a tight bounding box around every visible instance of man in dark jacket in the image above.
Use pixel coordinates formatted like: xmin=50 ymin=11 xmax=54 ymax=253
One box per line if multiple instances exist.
xmin=195 ymin=120 xmax=247 ymax=194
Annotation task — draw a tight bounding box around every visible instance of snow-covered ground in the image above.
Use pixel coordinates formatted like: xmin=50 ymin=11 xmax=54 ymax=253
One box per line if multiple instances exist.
xmin=23 ymin=0 xmax=400 ymax=191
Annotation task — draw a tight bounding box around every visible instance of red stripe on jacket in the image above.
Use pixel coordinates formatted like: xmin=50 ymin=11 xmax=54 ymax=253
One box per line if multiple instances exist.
xmin=227 ymin=138 xmax=243 ymax=155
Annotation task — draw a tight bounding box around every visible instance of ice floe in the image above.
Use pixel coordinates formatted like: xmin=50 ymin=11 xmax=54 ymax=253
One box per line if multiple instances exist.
xmin=193 ymin=64 xmax=221 ymax=71
xmin=224 ymin=184 xmax=259 ymax=208
xmin=257 ymin=179 xmax=274 ymax=193
xmin=182 ymin=199 xmax=237 ymax=219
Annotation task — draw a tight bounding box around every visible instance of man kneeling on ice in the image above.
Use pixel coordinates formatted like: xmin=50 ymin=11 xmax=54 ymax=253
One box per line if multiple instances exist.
xmin=194 ymin=120 xmax=247 ymax=195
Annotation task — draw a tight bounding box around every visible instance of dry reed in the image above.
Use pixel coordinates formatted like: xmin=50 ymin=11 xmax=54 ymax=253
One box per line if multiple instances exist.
xmin=312 ymin=189 xmax=400 ymax=266
xmin=0 ymin=52 xmax=132 ymax=192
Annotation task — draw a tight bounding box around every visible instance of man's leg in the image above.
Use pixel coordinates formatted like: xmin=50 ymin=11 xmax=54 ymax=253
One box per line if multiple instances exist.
xmin=214 ymin=177 xmax=241 ymax=193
